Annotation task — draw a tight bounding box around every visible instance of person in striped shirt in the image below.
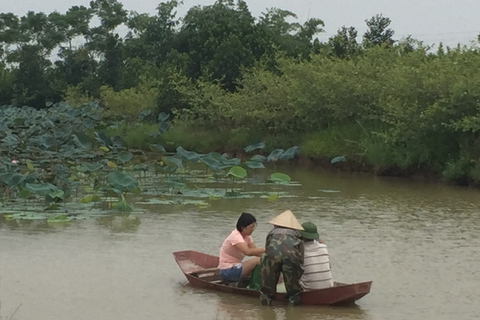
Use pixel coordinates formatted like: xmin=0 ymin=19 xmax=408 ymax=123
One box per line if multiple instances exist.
xmin=299 ymin=222 xmax=334 ymax=290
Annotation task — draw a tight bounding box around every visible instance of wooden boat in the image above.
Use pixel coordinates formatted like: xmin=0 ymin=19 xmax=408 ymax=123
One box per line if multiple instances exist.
xmin=173 ymin=250 xmax=372 ymax=306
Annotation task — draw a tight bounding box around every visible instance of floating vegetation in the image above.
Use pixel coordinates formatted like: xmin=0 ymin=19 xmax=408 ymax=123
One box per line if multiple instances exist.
xmin=0 ymin=103 xmax=302 ymax=222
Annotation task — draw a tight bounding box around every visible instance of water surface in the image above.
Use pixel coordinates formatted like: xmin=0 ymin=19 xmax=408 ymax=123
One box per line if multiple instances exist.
xmin=1 ymin=168 xmax=479 ymax=320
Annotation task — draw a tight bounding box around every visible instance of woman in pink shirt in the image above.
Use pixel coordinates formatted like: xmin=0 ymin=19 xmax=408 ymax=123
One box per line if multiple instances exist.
xmin=218 ymin=213 xmax=265 ymax=282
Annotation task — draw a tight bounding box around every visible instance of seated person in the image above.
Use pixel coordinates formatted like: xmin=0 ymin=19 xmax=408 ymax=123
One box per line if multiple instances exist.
xmin=218 ymin=213 xmax=265 ymax=282
xmin=299 ymin=222 xmax=334 ymax=290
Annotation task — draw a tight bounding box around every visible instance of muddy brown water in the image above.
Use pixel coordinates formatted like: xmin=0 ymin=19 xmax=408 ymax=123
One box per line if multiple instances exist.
xmin=1 ymin=168 xmax=479 ymax=320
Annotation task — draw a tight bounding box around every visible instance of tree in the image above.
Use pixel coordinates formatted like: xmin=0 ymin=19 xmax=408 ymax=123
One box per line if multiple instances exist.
xmin=327 ymin=26 xmax=360 ymax=59
xmin=0 ymin=11 xmax=63 ymax=107
xmin=176 ymin=0 xmax=266 ymax=91
xmin=362 ymin=14 xmax=395 ymax=48
xmin=86 ymin=0 xmax=128 ymax=90
xmin=125 ymin=0 xmax=180 ymax=67
xmin=258 ymin=8 xmax=324 ymax=59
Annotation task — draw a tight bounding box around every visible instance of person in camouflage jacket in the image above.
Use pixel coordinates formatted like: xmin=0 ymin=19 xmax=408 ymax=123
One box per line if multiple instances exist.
xmin=259 ymin=210 xmax=305 ymax=305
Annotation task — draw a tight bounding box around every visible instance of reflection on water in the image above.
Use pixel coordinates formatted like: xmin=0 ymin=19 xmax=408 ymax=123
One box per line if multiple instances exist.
xmin=214 ymin=293 xmax=371 ymax=320
xmin=1 ymin=168 xmax=480 ymax=320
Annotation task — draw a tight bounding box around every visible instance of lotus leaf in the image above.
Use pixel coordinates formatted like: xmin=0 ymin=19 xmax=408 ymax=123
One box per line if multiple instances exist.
xmin=80 ymin=195 xmax=102 ymax=203
xmin=206 ymin=152 xmax=226 ymax=161
xmin=49 ymin=189 xmax=65 ymax=200
xmin=107 ymin=161 xmax=117 ymax=169
xmin=278 ymin=146 xmax=300 ymax=160
xmin=14 ymin=118 xmax=25 ymax=126
xmin=76 ymin=162 xmax=103 ymax=173
xmin=269 ymin=172 xmax=291 ymax=184
xmin=227 ymin=166 xmax=247 ymax=179
xmin=158 ymin=121 xmax=170 ymax=134
xmin=250 ymin=155 xmax=267 ymax=162
xmin=53 ymin=164 xmax=71 ymax=177
xmin=133 ymin=163 xmax=149 ymax=171
xmin=244 ymin=142 xmax=265 ymax=153
xmin=138 ymin=109 xmax=152 ymax=121
xmin=27 ymin=161 xmax=35 ymax=171
xmin=2 ymin=133 xmax=19 ymax=147
xmin=0 ymin=172 xmax=25 ymax=188
xmin=150 ymin=144 xmax=166 ymax=153
xmin=219 ymin=158 xmax=241 ymax=169
xmin=200 ymin=156 xmax=222 ymax=170
xmin=331 ymin=156 xmax=346 ymax=164
xmin=158 ymin=112 xmax=170 ymax=122
xmin=72 ymin=133 xmax=92 ymax=150
xmin=118 ymin=151 xmax=133 ymax=163
xmin=47 ymin=215 xmax=70 ymax=222
xmin=267 ymin=149 xmax=285 ymax=162
xmin=26 ymin=183 xmax=58 ymax=195
xmin=245 ymin=161 xmax=265 ymax=169
xmin=95 ymin=131 xmax=113 ymax=146
xmin=112 ymin=200 xmax=133 ymax=211
xmin=108 ymin=171 xmax=138 ymax=192
xmin=111 ymin=135 xmax=125 ymax=148
xmin=177 ymin=147 xmax=199 ymax=163
xmin=162 ymin=156 xmax=183 ymax=169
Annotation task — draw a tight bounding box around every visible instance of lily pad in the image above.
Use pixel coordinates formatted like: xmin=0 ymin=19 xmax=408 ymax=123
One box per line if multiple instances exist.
xmin=108 ymin=171 xmax=138 ymax=192
xmin=227 ymin=166 xmax=247 ymax=179
xmin=269 ymin=172 xmax=291 ymax=184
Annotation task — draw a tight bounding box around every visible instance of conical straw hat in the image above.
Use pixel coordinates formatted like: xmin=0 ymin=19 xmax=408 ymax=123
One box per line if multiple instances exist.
xmin=268 ymin=210 xmax=304 ymax=230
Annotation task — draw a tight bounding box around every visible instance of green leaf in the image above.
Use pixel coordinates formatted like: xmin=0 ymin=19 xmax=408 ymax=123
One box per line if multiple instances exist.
xmin=158 ymin=112 xmax=170 ymax=122
xmin=26 ymin=183 xmax=58 ymax=196
xmin=269 ymin=172 xmax=291 ymax=184
xmin=117 ymin=151 xmax=133 ymax=163
xmin=0 ymin=173 xmax=25 ymax=188
xmin=162 ymin=156 xmax=184 ymax=169
xmin=47 ymin=215 xmax=69 ymax=222
xmin=107 ymin=171 xmax=138 ymax=192
xmin=95 ymin=131 xmax=112 ymax=146
xmin=227 ymin=166 xmax=247 ymax=179
xmin=76 ymin=162 xmax=103 ymax=173
xmin=133 ymin=163 xmax=149 ymax=171
xmin=250 ymin=155 xmax=267 ymax=162
xmin=112 ymin=135 xmax=125 ymax=148
xmin=138 ymin=109 xmax=151 ymax=121
xmin=49 ymin=189 xmax=65 ymax=200
xmin=267 ymin=149 xmax=284 ymax=162
xmin=245 ymin=161 xmax=265 ymax=169
xmin=150 ymin=144 xmax=166 ymax=153
xmin=18 ymin=189 xmax=31 ymax=198
xmin=331 ymin=156 xmax=346 ymax=164
xmin=176 ymin=146 xmax=199 ymax=162
xmin=278 ymin=146 xmax=300 ymax=160
xmin=244 ymin=142 xmax=265 ymax=153
xmin=112 ymin=200 xmax=133 ymax=212
xmin=200 ymin=156 xmax=222 ymax=170
xmin=158 ymin=121 xmax=170 ymax=134
xmin=72 ymin=133 xmax=92 ymax=150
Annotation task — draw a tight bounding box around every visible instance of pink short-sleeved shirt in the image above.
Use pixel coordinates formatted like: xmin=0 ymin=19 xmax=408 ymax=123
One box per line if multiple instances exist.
xmin=218 ymin=229 xmax=252 ymax=269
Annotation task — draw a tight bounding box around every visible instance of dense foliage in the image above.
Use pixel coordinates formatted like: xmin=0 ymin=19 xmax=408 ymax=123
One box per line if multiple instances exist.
xmin=1 ymin=0 xmax=480 ymax=185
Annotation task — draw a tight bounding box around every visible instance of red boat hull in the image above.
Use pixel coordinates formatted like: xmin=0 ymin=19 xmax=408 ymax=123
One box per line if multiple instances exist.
xmin=173 ymin=250 xmax=372 ymax=306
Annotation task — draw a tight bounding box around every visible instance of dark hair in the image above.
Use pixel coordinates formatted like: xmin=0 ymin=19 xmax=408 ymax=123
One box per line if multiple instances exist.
xmin=236 ymin=212 xmax=256 ymax=232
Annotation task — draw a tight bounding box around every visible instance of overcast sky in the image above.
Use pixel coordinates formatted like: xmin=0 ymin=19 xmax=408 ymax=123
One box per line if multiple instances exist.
xmin=1 ymin=0 xmax=479 ymax=48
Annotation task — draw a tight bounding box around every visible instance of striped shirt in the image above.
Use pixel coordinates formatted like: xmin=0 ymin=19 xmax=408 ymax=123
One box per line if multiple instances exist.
xmin=299 ymin=241 xmax=333 ymax=290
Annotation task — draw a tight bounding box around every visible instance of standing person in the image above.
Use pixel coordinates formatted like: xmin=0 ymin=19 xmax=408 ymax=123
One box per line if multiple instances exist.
xmin=218 ymin=213 xmax=265 ymax=283
xmin=260 ymin=210 xmax=305 ymax=306
xmin=299 ymin=222 xmax=334 ymax=290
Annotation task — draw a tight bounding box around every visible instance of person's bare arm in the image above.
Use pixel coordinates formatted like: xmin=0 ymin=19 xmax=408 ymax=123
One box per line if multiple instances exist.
xmin=235 ymin=242 xmax=265 ymax=256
